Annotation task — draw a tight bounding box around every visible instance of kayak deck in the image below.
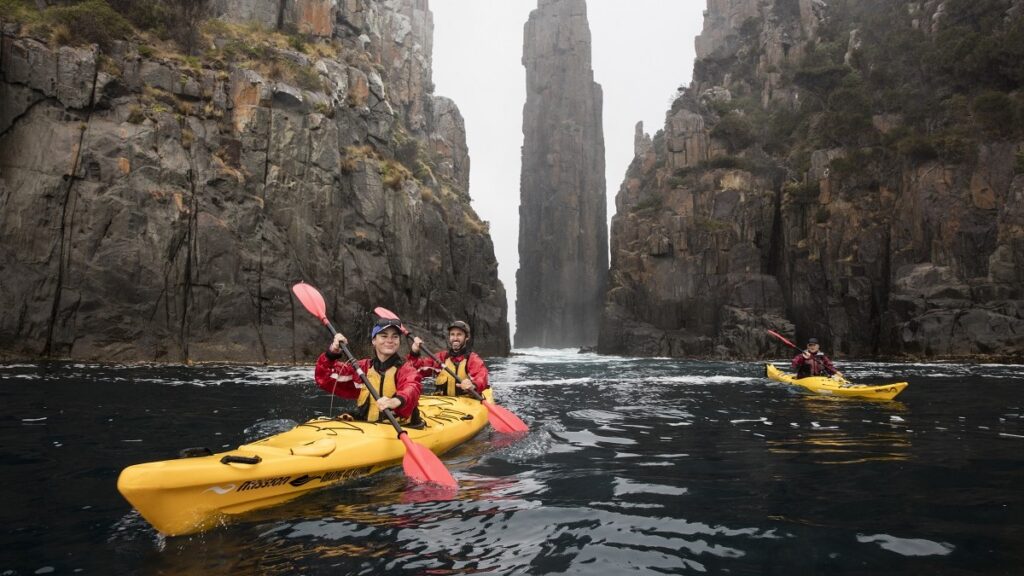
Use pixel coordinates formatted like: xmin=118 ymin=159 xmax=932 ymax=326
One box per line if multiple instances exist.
xmin=117 ymin=392 xmax=491 ymax=536
xmin=765 ymin=363 xmax=908 ymax=400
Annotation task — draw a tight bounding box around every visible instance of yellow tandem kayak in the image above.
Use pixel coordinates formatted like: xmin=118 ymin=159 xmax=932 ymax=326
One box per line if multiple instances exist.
xmin=117 ymin=392 xmax=491 ymax=536
xmin=765 ymin=364 xmax=908 ymax=401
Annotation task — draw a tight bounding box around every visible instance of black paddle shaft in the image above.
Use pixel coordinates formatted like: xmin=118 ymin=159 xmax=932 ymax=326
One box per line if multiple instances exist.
xmin=322 ymin=321 xmax=408 ymax=438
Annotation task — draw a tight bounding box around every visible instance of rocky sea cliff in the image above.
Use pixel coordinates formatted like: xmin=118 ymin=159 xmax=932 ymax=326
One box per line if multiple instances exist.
xmin=599 ymin=0 xmax=1024 ymax=361
xmin=0 ymin=0 xmax=510 ymax=362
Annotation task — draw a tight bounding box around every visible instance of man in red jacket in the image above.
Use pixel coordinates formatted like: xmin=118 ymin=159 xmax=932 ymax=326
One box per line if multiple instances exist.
xmin=410 ymin=320 xmax=490 ymax=396
xmin=791 ymin=337 xmax=844 ymax=380
xmin=314 ymin=317 xmax=423 ymax=425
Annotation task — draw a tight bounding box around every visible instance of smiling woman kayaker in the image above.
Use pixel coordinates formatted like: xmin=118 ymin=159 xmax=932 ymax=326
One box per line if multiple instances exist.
xmin=314 ymin=317 xmax=424 ymax=426
xmin=791 ymin=337 xmax=844 ymax=380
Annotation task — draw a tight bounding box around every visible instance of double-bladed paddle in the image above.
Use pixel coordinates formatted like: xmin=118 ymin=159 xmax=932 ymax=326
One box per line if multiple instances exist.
xmin=766 ymin=329 xmax=845 ymax=381
xmin=291 ymin=282 xmax=457 ymax=488
xmin=374 ymin=306 xmax=529 ymax=434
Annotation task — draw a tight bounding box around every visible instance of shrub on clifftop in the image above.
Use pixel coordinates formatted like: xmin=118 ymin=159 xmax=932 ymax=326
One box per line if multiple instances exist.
xmin=0 ymin=0 xmax=39 ymax=22
xmin=971 ymin=91 xmax=1017 ymax=138
xmin=41 ymin=0 xmax=132 ymax=51
xmin=710 ymin=112 xmax=755 ymax=153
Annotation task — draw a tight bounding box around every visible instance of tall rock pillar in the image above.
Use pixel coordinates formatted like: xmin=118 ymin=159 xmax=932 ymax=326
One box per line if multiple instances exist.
xmin=516 ymin=0 xmax=607 ymax=348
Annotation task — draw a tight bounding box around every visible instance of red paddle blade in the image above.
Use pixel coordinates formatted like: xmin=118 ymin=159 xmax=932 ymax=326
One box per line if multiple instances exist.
xmin=400 ymin=482 xmax=458 ymax=504
xmin=767 ymin=329 xmax=797 ymax=350
xmin=483 ymin=401 xmax=529 ymax=434
xmin=373 ymin=306 xmax=410 ymax=336
xmin=399 ymin=434 xmax=457 ymax=488
xmin=292 ymin=283 xmax=327 ymax=321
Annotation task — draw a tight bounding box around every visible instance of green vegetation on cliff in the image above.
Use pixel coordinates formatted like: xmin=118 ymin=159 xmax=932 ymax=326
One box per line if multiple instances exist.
xmin=0 ymin=0 xmax=449 ymax=189
xmin=0 ymin=0 xmax=213 ymax=52
xmin=1 ymin=0 xmax=131 ymax=49
xmin=694 ymin=0 xmax=1024 ymax=172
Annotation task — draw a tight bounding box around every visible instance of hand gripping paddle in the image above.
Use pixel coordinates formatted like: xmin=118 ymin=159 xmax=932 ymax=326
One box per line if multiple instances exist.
xmin=292 ymin=283 xmax=456 ymax=488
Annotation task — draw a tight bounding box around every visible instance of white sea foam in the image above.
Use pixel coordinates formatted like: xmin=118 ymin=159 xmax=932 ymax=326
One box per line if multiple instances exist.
xmin=215 ymin=367 xmax=313 ymax=386
xmin=651 ymin=375 xmax=761 ymax=385
xmin=494 ymin=377 xmax=593 ymax=387
xmin=510 ymin=347 xmax=627 ymax=364
xmin=551 ymin=428 xmax=636 ymax=448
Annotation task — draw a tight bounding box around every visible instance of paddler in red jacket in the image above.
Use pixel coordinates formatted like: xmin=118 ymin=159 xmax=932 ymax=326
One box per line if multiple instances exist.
xmin=791 ymin=337 xmax=844 ymax=380
xmin=314 ymin=317 xmax=423 ymax=425
xmin=410 ymin=320 xmax=490 ymax=396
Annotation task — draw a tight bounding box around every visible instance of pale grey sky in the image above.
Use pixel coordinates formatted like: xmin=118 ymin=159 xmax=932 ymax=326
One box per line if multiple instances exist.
xmin=431 ymin=1 xmax=705 ymax=335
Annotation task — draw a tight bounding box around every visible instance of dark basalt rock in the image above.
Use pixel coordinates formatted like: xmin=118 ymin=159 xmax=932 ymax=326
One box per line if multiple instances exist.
xmin=598 ymin=0 xmax=1023 ymax=361
xmin=0 ymin=1 xmax=510 ymax=362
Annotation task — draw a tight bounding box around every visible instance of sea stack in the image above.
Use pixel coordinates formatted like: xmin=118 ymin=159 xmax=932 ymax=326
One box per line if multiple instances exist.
xmin=516 ymin=0 xmax=607 ymax=348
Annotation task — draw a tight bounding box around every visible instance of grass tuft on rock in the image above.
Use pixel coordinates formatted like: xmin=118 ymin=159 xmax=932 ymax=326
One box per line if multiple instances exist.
xmin=42 ymin=0 xmax=132 ymax=51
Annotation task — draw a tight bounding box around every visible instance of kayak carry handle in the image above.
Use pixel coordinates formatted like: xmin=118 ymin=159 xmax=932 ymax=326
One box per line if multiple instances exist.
xmin=220 ymin=454 xmax=262 ymax=465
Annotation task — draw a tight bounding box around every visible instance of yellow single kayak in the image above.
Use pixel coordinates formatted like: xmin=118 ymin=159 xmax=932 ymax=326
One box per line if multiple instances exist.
xmin=765 ymin=364 xmax=908 ymax=400
xmin=117 ymin=392 xmax=491 ymax=536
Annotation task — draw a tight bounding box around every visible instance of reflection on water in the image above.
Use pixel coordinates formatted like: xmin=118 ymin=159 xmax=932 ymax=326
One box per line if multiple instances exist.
xmin=764 ymin=396 xmax=911 ymax=464
xmin=857 ymin=533 xmax=955 ymax=557
xmin=767 ymin=432 xmax=911 ymax=465
xmin=1 ymin=355 xmax=1023 ymax=574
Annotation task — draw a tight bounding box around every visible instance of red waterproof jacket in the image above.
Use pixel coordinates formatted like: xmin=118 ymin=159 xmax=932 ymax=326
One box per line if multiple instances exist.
xmin=791 ymin=352 xmax=837 ymax=378
xmin=314 ymin=352 xmax=422 ymax=419
xmin=411 ymin=350 xmax=490 ymax=393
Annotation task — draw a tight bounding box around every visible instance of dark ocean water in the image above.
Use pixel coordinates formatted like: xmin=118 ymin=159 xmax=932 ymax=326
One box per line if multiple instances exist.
xmin=1 ymin=350 xmax=1022 ymax=575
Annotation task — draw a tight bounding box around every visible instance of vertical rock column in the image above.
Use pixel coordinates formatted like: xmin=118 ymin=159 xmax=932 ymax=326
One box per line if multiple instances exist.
xmin=516 ymin=0 xmax=607 ymax=348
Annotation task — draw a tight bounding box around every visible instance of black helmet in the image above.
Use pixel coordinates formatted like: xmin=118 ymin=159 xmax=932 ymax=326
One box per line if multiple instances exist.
xmin=447 ymin=320 xmax=471 ymax=335
xmin=807 ymin=337 xmax=819 ymax=345
xmin=370 ymin=317 xmax=403 ymax=339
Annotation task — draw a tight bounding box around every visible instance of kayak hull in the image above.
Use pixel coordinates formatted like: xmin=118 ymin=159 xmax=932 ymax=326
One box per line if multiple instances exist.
xmin=117 ymin=392 xmax=491 ymax=535
xmin=765 ymin=364 xmax=908 ymax=401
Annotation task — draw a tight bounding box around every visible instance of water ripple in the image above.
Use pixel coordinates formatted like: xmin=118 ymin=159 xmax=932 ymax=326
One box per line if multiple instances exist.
xmin=857 ymin=533 xmax=955 ymax=556
xmin=2 ymin=353 xmax=1023 ymax=574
